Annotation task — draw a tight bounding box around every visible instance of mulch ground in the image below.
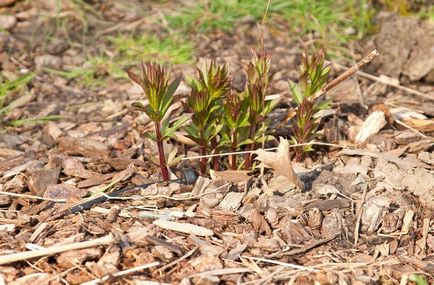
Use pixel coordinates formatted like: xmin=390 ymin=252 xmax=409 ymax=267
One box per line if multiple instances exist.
xmin=0 ymin=1 xmax=433 ymax=284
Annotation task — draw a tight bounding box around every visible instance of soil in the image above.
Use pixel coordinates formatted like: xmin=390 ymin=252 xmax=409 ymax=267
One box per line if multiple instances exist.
xmin=0 ymin=1 xmax=433 ymax=284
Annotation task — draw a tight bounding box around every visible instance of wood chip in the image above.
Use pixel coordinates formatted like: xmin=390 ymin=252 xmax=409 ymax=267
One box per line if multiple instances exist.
xmin=153 ymin=220 xmax=214 ymax=237
xmin=58 ymin=136 xmax=110 ymax=158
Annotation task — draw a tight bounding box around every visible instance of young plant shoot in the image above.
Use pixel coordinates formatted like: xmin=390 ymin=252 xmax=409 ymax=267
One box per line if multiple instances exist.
xmin=289 ymin=50 xmax=331 ymax=161
xmin=127 ymin=62 xmax=186 ymax=181
xmin=222 ymin=91 xmax=249 ymax=170
xmin=185 ymin=61 xmax=230 ymax=173
xmin=244 ymin=49 xmax=273 ymax=169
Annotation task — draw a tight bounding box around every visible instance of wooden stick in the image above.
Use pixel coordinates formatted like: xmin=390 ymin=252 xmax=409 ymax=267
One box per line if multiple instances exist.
xmin=318 ymin=49 xmax=379 ymax=100
xmin=0 ymin=234 xmax=115 ymax=266
xmin=333 ymin=62 xmax=433 ymax=101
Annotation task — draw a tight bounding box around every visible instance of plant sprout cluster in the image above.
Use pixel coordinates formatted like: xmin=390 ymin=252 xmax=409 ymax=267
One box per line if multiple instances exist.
xmin=128 ymin=49 xmax=331 ymax=180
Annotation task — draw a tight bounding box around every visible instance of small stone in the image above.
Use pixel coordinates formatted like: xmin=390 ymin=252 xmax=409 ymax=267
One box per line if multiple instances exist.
xmin=34 ymin=54 xmax=61 ymax=71
xmin=0 ymin=15 xmax=16 ymax=30
xmin=46 ymin=40 xmax=69 ymax=55
xmin=344 ymin=27 xmax=356 ymax=35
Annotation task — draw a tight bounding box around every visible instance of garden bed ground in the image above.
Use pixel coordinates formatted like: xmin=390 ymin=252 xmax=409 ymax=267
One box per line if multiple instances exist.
xmin=0 ymin=1 xmax=433 ymax=284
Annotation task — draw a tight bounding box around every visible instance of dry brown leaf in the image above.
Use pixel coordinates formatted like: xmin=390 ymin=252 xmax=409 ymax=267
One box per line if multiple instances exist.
xmin=255 ymin=137 xmax=303 ymax=190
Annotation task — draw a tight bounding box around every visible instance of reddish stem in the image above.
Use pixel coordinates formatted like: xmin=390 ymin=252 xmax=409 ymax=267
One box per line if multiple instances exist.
xmin=211 ymin=137 xmax=220 ymax=171
xmin=295 ymin=149 xmax=303 ymax=163
xmin=230 ymin=130 xmax=237 ymax=170
xmin=244 ymin=122 xmax=256 ymax=170
xmin=199 ymin=145 xmax=207 ymax=174
xmin=155 ymin=121 xmax=169 ymax=181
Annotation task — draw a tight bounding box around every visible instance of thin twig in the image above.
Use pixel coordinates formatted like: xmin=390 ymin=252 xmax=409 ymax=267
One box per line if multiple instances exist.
xmin=181 ymin=141 xmax=348 ymax=161
xmin=333 ymin=62 xmax=433 ymax=101
xmin=190 ymin=267 xmax=255 ymax=277
xmin=81 ymin=262 xmax=161 ymax=285
xmin=258 ymin=0 xmax=271 ymax=49
xmin=0 ymin=191 xmax=66 ymax=203
xmin=103 ymin=182 xmax=231 ymax=201
xmin=395 ymin=119 xmax=427 ymax=138
xmin=158 ymin=247 xmax=197 ymax=274
xmin=0 ymin=234 xmax=115 ymax=266
xmin=265 ymin=233 xmax=340 ymax=258
xmin=242 ymin=256 xmax=317 ymax=272
xmin=320 ymin=49 xmax=379 ymax=98
xmin=239 ymin=266 xmax=286 ymax=285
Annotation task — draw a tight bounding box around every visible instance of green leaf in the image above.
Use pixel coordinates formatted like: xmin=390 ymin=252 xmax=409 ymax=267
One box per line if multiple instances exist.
xmin=237 ymin=138 xmax=254 ymax=148
xmin=409 ymin=274 xmax=428 ymax=285
xmin=262 ymin=99 xmax=278 ymax=117
xmin=6 ymin=115 xmax=61 ymax=126
xmin=212 ymin=124 xmax=224 ymax=138
xmin=144 ymin=105 xmax=160 ymax=122
xmin=185 ymin=124 xmax=200 ymax=140
xmin=237 ymin=109 xmax=250 ymax=128
xmin=144 ymin=131 xmax=157 ymax=141
xmin=314 ymin=100 xmax=331 ymax=113
xmin=161 ymin=114 xmax=191 ymax=140
xmin=303 ymin=144 xmax=314 ymax=152
xmin=289 ymin=136 xmax=298 ymax=145
xmin=132 ymin=101 xmax=147 ymax=111
xmin=0 ymin=73 xmax=33 ymax=99
xmin=0 ymin=92 xmax=34 ymax=115
xmin=289 ymin=81 xmax=303 ymax=105
xmin=167 ymin=75 xmax=182 ymax=98
xmin=160 ymin=75 xmax=182 ymax=116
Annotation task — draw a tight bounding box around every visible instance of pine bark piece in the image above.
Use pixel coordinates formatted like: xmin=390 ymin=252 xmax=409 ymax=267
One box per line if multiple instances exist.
xmin=63 ymin=157 xmax=98 ymax=179
xmin=77 ymin=173 xmax=116 ymax=188
xmin=27 ymin=168 xmax=60 ymax=196
xmin=218 ymin=191 xmax=246 ymax=211
xmin=58 ymin=136 xmax=110 ymax=158
xmin=44 ymin=184 xmax=88 ymax=203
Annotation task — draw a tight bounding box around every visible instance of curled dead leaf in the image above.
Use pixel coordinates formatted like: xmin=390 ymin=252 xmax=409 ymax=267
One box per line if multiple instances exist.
xmin=255 ymin=137 xmax=303 ymax=190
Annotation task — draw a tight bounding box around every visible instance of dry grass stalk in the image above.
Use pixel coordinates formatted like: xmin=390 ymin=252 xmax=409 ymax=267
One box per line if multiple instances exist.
xmin=0 ymin=234 xmax=115 ymax=266
xmin=332 ymin=61 xmax=433 ymax=101
xmin=82 ymin=261 xmax=161 ymax=285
